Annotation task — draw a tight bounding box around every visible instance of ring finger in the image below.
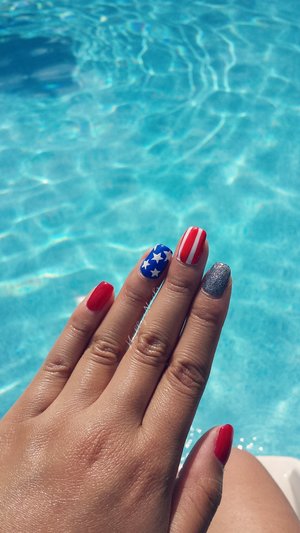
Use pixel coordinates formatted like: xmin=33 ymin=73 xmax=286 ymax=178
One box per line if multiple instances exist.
xmin=54 ymin=244 xmax=173 ymax=409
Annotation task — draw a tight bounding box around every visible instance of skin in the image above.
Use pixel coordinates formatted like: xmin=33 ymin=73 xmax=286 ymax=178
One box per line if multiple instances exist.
xmin=210 ymin=449 xmax=300 ymax=532
xmin=0 ymin=234 xmax=232 ymax=533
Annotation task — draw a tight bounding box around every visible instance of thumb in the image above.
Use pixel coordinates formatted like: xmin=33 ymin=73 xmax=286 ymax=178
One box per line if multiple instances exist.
xmin=170 ymin=424 xmax=234 ymax=533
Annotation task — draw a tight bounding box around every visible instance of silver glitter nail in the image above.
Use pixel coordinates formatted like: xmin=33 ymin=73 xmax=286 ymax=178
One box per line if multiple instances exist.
xmin=201 ymin=263 xmax=231 ymax=298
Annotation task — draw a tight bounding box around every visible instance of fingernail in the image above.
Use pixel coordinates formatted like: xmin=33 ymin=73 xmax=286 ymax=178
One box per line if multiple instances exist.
xmin=214 ymin=424 xmax=234 ymax=466
xmin=86 ymin=281 xmax=114 ymax=312
xmin=177 ymin=226 xmax=206 ymax=265
xmin=140 ymin=244 xmax=172 ymax=279
xmin=202 ymin=262 xmax=231 ymax=298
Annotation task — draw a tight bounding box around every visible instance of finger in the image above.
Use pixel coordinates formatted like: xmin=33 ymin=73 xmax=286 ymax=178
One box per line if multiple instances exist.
xmin=170 ymin=425 xmax=234 ymax=533
xmin=144 ymin=263 xmax=231 ymax=446
xmin=102 ymin=227 xmax=208 ymax=420
xmin=4 ymin=282 xmax=114 ymax=422
xmin=55 ymin=244 xmax=172 ymax=408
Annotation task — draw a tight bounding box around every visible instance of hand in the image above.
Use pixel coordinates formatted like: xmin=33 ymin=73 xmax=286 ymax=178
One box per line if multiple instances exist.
xmin=0 ymin=227 xmax=232 ymax=533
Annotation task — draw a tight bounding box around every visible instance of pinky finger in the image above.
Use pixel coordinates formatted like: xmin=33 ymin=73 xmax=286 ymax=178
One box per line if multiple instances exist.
xmin=4 ymin=281 xmax=114 ymax=422
xmin=170 ymin=424 xmax=234 ymax=533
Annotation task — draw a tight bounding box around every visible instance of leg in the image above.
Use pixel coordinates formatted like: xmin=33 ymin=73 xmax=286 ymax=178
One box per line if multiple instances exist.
xmin=208 ymin=448 xmax=300 ymax=532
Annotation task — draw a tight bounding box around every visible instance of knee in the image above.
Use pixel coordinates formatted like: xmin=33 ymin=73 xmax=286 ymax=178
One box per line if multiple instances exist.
xmin=230 ymin=447 xmax=256 ymax=462
xmin=227 ymin=447 xmax=262 ymax=472
xmin=224 ymin=447 xmax=272 ymax=487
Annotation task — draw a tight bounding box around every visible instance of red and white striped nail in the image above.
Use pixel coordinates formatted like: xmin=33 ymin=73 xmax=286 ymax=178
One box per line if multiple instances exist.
xmin=177 ymin=226 xmax=207 ymax=265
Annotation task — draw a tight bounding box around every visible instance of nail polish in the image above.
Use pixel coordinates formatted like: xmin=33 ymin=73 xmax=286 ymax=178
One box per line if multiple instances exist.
xmin=177 ymin=227 xmax=206 ymax=265
xmin=86 ymin=281 xmax=114 ymax=312
xmin=214 ymin=424 xmax=234 ymax=466
xmin=202 ymin=263 xmax=231 ymax=298
xmin=140 ymin=244 xmax=172 ymax=279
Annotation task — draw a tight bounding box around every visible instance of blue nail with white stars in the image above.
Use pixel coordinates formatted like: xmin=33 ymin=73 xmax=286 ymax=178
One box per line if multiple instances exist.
xmin=140 ymin=244 xmax=173 ymax=279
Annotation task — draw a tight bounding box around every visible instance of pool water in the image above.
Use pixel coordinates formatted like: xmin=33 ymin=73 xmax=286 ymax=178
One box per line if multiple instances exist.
xmin=0 ymin=0 xmax=299 ymax=458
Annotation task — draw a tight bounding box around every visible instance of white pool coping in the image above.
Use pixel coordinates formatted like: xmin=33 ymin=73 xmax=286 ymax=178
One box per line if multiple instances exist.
xmin=257 ymin=456 xmax=300 ymax=519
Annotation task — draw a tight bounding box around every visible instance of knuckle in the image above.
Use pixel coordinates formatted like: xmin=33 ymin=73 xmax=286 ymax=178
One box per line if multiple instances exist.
xmin=68 ymin=314 xmax=93 ymax=340
xmin=165 ymin=274 xmax=195 ymax=297
xmin=42 ymin=356 xmax=72 ymax=380
xmin=190 ymin=303 xmax=222 ymax=332
xmin=167 ymin=357 xmax=208 ymax=397
xmin=134 ymin=330 xmax=170 ymax=367
xmin=123 ymin=282 xmax=147 ymax=307
xmin=88 ymin=335 xmax=122 ymax=367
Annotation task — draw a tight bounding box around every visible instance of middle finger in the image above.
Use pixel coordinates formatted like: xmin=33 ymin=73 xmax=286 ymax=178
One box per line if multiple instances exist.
xmin=102 ymin=226 xmax=208 ymax=420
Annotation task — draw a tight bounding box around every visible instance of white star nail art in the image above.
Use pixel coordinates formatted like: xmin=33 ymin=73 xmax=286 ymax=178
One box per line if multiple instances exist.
xmin=164 ymin=250 xmax=172 ymax=262
xmin=142 ymin=259 xmax=150 ymax=269
xmin=152 ymin=252 xmax=163 ymax=263
xmin=150 ymin=268 xmax=160 ymax=277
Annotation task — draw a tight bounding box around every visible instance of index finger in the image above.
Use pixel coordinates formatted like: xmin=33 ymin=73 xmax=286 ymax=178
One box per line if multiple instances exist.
xmin=143 ymin=262 xmax=232 ymax=448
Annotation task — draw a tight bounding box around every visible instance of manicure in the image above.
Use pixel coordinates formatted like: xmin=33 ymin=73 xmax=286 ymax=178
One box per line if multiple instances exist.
xmin=214 ymin=424 xmax=234 ymax=466
xmin=201 ymin=263 xmax=231 ymax=298
xmin=86 ymin=281 xmax=114 ymax=312
xmin=140 ymin=244 xmax=173 ymax=279
xmin=177 ymin=226 xmax=207 ymax=265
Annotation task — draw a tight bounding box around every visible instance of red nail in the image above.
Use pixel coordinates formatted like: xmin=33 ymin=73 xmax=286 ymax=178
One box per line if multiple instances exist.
xmin=177 ymin=226 xmax=206 ymax=265
xmin=86 ymin=281 xmax=114 ymax=312
xmin=214 ymin=424 xmax=234 ymax=466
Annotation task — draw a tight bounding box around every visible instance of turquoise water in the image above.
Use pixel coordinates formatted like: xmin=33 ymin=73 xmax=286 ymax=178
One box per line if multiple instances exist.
xmin=0 ymin=0 xmax=299 ymax=458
